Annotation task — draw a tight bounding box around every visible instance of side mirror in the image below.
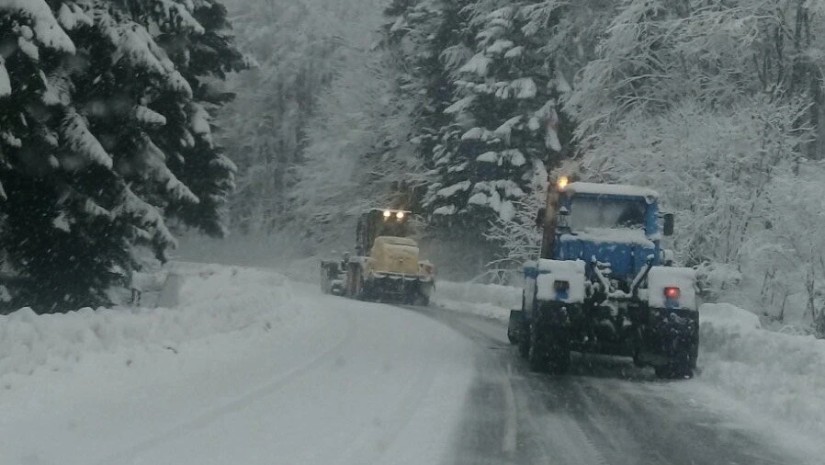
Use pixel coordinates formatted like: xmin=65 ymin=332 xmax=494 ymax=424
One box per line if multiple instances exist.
xmin=663 ymin=213 xmax=674 ymax=237
xmin=535 ymin=207 xmax=546 ymax=229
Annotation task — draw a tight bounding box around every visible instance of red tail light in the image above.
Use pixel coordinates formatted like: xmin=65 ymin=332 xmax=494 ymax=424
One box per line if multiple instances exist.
xmin=664 ymin=287 xmax=680 ymax=299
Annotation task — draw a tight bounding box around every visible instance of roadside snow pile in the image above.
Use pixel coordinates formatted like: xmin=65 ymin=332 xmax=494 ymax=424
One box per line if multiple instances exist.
xmin=434 ymin=280 xmax=520 ymax=320
xmin=698 ymin=303 xmax=825 ymax=436
xmin=0 ymin=263 xmax=312 ymax=388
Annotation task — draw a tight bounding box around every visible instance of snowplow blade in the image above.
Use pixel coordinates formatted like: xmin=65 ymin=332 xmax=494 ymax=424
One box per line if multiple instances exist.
xmin=365 ymin=274 xmax=432 ymax=306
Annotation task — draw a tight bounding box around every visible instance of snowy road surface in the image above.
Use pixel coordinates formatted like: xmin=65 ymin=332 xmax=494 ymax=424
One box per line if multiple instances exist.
xmin=413 ymin=307 xmax=818 ymax=465
xmin=1 ymin=265 xmax=821 ymax=465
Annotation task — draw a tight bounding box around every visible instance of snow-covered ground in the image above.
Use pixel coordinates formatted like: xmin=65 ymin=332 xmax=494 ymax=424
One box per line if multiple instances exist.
xmin=434 ymin=280 xmax=825 ymax=452
xmin=434 ymin=280 xmax=522 ymax=321
xmin=0 ymin=262 xmax=475 ymax=465
xmin=4 ymin=260 xmax=824 ymax=464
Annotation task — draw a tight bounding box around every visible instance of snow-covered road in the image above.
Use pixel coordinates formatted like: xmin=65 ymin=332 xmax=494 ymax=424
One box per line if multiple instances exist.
xmin=2 ymin=264 xmax=822 ymax=465
xmin=1 ymin=267 xmax=475 ymax=465
xmin=415 ymin=307 xmax=819 ymax=465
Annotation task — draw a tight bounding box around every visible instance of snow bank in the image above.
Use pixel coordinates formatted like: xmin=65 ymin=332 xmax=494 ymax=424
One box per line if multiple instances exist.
xmin=698 ymin=303 xmax=825 ymax=437
xmin=0 ymin=263 xmax=311 ymax=388
xmin=433 ymin=280 xmax=520 ymax=321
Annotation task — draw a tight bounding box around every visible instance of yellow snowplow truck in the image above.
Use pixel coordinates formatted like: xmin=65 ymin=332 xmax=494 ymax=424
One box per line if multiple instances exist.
xmin=320 ymin=209 xmax=435 ymax=305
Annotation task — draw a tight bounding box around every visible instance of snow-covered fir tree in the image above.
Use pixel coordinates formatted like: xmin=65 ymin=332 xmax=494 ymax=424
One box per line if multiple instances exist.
xmin=0 ymin=0 xmax=247 ymax=311
xmin=411 ymin=3 xmax=565 ymax=265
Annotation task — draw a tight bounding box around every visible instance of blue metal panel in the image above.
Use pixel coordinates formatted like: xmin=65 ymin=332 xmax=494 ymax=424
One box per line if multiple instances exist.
xmin=555 ymin=237 xmax=655 ymax=281
xmin=523 ymin=263 xmax=539 ymax=279
xmin=644 ymin=202 xmax=659 ymax=236
xmin=550 ymin=190 xmax=664 ymax=285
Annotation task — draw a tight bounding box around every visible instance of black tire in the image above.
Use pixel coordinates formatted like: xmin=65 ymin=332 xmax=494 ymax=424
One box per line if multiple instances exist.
xmin=507 ymin=328 xmax=517 ymax=345
xmin=528 ymin=321 xmax=571 ymax=374
xmin=654 ymin=350 xmax=693 ymax=379
xmin=353 ymin=270 xmax=367 ymax=300
xmin=515 ymin=295 xmax=529 ymax=353
xmin=631 ymin=327 xmax=645 ymax=367
xmin=655 ymin=364 xmax=693 ymax=379
xmin=528 ymin=321 xmax=548 ymax=372
xmin=546 ymin=328 xmax=571 ymax=375
xmin=690 ymin=333 xmax=699 ymax=370
xmin=518 ymin=321 xmax=530 ymax=359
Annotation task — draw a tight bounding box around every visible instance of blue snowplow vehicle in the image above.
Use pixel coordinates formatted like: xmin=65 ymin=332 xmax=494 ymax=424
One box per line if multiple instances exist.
xmin=507 ymin=178 xmax=699 ymax=378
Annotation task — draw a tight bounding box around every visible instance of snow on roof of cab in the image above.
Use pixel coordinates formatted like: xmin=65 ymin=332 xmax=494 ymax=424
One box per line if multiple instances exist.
xmin=564 ymin=182 xmax=659 ymax=199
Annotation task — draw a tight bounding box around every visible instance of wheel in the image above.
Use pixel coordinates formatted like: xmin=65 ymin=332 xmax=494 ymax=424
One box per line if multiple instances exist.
xmin=356 ymin=275 xmax=368 ymax=300
xmin=654 ymin=350 xmax=693 ymax=379
xmin=529 ymin=322 xmax=570 ymax=374
xmin=351 ymin=267 xmax=367 ymax=300
xmin=689 ymin=333 xmax=699 ymax=370
xmin=515 ymin=295 xmax=530 ymax=354
xmin=527 ymin=321 xmax=548 ymax=372
xmin=320 ymin=274 xmax=330 ymax=294
xmin=654 ymin=363 xmax=693 ymax=379
xmin=655 ymin=325 xmax=697 ymax=379
xmin=518 ymin=320 xmax=530 ymax=359
xmin=631 ymin=329 xmax=645 ymax=367
xmin=546 ymin=327 xmax=571 ymax=375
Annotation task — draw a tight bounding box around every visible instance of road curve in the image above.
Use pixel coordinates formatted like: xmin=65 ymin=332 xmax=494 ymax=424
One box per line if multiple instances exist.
xmin=3 ymin=286 xmax=817 ymax=465
xmin=407 ymin=305 xmax=817 ymax=465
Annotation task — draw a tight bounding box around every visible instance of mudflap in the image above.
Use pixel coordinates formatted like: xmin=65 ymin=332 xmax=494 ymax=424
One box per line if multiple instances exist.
xmin=507 ymin=310 xmax=524 ymax=345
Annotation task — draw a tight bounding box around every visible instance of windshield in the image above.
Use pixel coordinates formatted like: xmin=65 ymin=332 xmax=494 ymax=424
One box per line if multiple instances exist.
xmin=568 ymin=196 xmax=647 ymax=231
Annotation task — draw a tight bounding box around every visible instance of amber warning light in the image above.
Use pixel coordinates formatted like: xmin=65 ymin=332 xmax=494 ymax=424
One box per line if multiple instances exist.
xmin=557 ymin=176 xmax=569 ymax=190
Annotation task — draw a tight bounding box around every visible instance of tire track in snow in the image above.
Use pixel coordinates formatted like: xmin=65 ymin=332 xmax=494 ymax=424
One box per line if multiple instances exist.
xmin=335 ymin=328 xmax=441 ymax=465
xmin=94 ymin=307 xmax=357 ymax=465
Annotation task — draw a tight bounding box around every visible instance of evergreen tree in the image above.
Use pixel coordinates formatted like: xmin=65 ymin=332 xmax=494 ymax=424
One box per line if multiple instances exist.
xmin=420 ymin=3 xmax=563 ymax=243
xmin=0 ymin=0 xmax=247 ymax=311
xmin=382 ymin=0 xmax=475 ymax=211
